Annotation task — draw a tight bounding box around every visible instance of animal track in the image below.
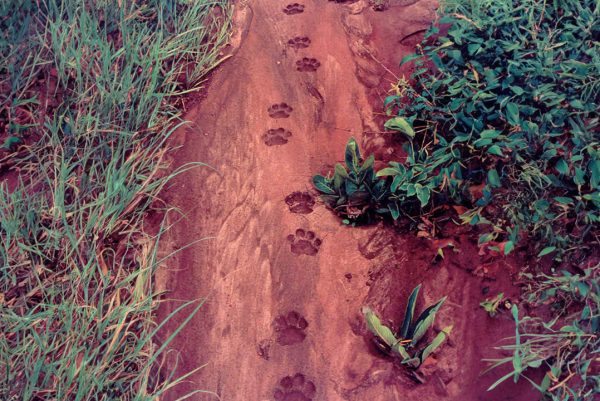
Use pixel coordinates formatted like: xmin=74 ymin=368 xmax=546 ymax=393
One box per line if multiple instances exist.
xmin=287 ymin=36 xmax=311 ymax=50
xmin=296 ymin=58 xmax=321 ymax=72
xmin=287 ymin=229 xmax=321 ymax=256
xmin=273 ymin=373 xmax=316 ymax=401
xmin=285 ymin=192 xmax=315 ymax=214
xmin=273 ymin=311 xmax=308 ymax=345
xmin=268 ymin=103 xmax=293 ymax=119
xmin=263 ymin=128 xmax=292 ymax=146
xmin=283 ymin=3 xmax=305 ymax=15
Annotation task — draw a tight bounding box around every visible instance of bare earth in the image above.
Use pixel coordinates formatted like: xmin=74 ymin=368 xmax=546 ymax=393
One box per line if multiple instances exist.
xmin=156 ymin=1 xmax=540 ymax=400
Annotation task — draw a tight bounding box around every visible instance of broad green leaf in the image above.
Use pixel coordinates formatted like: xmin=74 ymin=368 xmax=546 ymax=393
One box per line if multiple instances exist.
xmin=363 ymin=307 xmax=397 ymax=347
xmin=480 ymin=130 xmax=500 ymax=139
xmin=400 ymin=285 xmax=421 ymax=338
xmin=506 ymin=102 xmax=519 ymax=125
xmin=415 ymin=184 xmax=431 ymax=207
xmin=399 ymin=53 xmax=422 ymax=66
xmin=410 ymin=297 xmax=447 ymax=345
xmin=388 ymin=201 xmax=400 ymax=220
xmin=360 ymin=155 xmax=375 ymax=172
xmin=334 ymin=163 xmax=349 ymax=190
xmin=376 ymin=167 xmax=400 ymax=177
xmin=334 ymin=163 xmax=349 ymax=179
xmin=574 ymin=167 xmax=585 ymax=186
xmin=392 ymin=342 xmax=411 ymax=360
xmin=487 ymin=169 xmax=501 ymax=188
xmin=345 ymin=138 xmax=361 ymax=171
xmin=384 ymin=95 xmax=399 ymax=110
xmin=504 ymin=241 xmax=514 ymax=255
xmin=510 ymin=86 xmax=524 ymax=95
xmin=390 ymin=175 xmax=403 ymax=192
xmin=555 ymin=158 xmax=569 ymax=175
xmin=537 ymin=246 xmax=556 ymax=257
xmin=487 ymin=145 xmax=504 ymax=157
xmin=420 ymin=325 xmax=453 ymax=363
xmin=312 ymin=175 xmax=335 ymax=194
xmin=554 ymin=196 xmax=573 ymax=205
xmin=384 ymin=117 xmax=414 ymax=138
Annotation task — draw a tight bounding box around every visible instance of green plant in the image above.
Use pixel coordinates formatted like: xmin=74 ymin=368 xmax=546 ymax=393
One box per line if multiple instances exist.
xmin=382 ymin=0 xmax=599 ymax=256
xmin=480 ymin=292 xmax=505 ymax=317
xmin=486 ymin=267 xmax=599 ymax=400
xmin=313 ymin=138 xmax=389 ymax=222
xmin=363 ymin=284 xmax=452 ymax=369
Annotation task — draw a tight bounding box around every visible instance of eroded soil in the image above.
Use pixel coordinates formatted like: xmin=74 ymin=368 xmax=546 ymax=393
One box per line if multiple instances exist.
xmin=156 ymin=1 xmax=539 ymax=400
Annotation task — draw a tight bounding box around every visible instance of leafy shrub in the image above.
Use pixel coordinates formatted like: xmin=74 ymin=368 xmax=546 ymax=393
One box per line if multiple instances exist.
xmin=315 ymin=0 xmax=599 ymax=257
xmin=383 ymin=0 xmax=600 ymax=255
xmin=363 ymin=285 xmax=452 ymax=369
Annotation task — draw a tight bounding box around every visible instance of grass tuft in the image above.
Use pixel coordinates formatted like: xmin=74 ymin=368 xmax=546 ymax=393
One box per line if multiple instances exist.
xmin=0 ymin=1 xmax=230 ymax=399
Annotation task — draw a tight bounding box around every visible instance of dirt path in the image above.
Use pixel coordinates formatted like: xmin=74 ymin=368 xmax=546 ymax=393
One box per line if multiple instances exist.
xmin=157 ymin=1 xmax=539 ymax=400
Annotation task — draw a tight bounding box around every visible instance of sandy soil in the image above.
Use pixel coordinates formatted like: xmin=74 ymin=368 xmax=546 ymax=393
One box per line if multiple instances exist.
xmin=156 ymin=1 xmax=540 ymax=400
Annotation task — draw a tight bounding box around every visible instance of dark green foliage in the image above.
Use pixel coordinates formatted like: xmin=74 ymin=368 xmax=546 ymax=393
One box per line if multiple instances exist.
xmin=315 ymin=0 xmax=599 ymax=257
xmin=383 ymin=0 xmax=599 ymax=254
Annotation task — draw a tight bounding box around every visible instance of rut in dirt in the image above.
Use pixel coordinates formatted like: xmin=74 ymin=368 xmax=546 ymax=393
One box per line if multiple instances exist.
xmin=156 ymin=1 xmax=539 ymax=400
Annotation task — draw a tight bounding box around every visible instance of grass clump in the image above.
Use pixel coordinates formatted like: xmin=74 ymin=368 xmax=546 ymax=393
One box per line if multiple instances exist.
xmin=0 ymin=1 xmax=230 ymax=399
xmin=486 ymin=268 xmax=599 ymax=400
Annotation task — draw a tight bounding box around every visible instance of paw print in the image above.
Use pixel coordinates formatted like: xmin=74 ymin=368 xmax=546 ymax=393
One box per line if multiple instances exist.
xmin=287 ymin=229 xmax=322 ymax=256
xmin=287 ymin=36 xmax=311 ymax=50
xmin=283 ymin=3 xmax=305 ymax=15
xmin=296 ymin=58 xmax=321 ymax=72
xmin=263 ymin=128 xmax=292 ymax=146
xmin=273 ymin=311 xmax=308 ymax=346
xmin=268 ymin=103 xmax=293 ymax=119
xmin=273 ymin=373 xmax=316 ymax=401
xmin=285 ymin=191 xmax=315 ymax=214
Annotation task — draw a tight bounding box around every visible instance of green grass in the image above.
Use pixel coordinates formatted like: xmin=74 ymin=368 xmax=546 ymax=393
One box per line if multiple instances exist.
xmin=0 ymin=1 xmax=230 ymax=399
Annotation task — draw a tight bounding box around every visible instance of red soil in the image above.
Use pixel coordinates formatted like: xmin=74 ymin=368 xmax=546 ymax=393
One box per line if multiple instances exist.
xmin=156 ymin=1 xmax=541 ymax=400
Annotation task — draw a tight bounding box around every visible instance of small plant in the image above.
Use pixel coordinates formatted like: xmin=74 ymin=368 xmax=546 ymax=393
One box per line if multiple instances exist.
xmin=363 ymin=284 xmax=452 ymax=369
xmin=480 ymin=293 xmax=505 ymax=317
xmin=486 ymin=269 xmax=600 ymax=399
xmin=313 ymin=138 xmax=389 ymax=222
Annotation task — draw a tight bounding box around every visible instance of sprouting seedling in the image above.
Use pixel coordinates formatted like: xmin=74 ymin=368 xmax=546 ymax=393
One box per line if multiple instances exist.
xmin=363 ymin=284 xmax=452 ymax=369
